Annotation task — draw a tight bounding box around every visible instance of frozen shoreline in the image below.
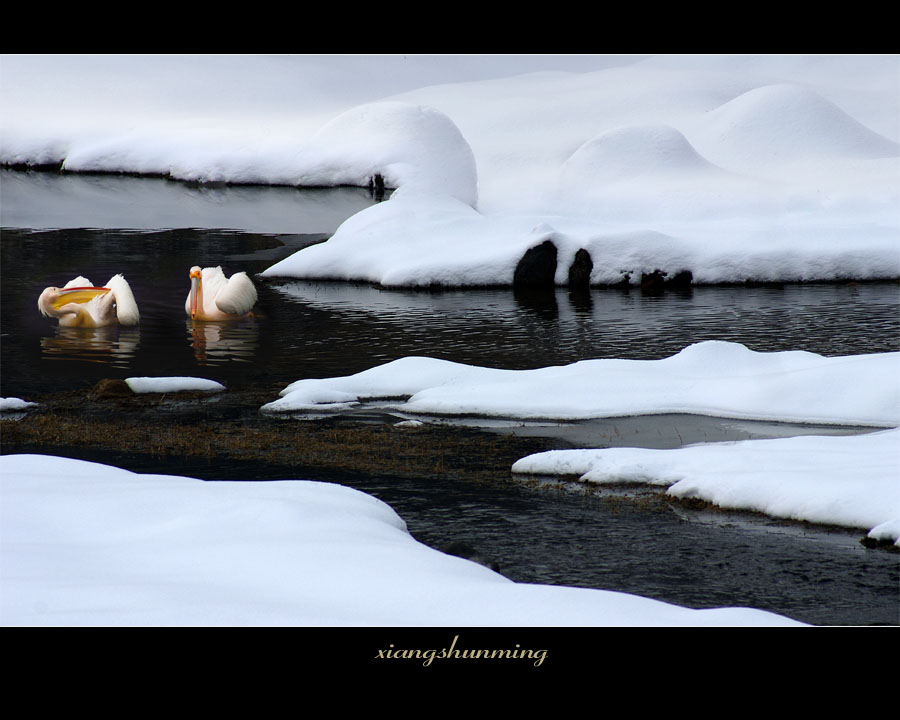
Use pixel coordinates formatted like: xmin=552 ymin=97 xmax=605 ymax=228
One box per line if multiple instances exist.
xmin=261 ymin=340 xmax=900 ymax=543
xmin=3 ymin=54 xmax=897 ymax=287
xmin=0 ymin=453 xmax=806 ymax=626
xmin=263 ymin=341 xmax=900 ymax=428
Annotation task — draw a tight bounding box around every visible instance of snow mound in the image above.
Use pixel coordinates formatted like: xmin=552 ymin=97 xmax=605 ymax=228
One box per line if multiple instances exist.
xmin=556 ymin=123 xmax=771 ymax=220
xmin=261 ymin=192 xmax=528 ymax=285
xmin=511 ymin=429 xmax=900 ymax=542
xmin=562 ymin=124 xmax=718 ymax=182
xmin=298 ymin=101 xmax=478 ymax=206
xmin=704 ymin=83 xmax=899 ymax=167
xmin=663 ymin=340 xmax=823 ymax=376
xmin=125 ymin=377 xmax=225 ymax=394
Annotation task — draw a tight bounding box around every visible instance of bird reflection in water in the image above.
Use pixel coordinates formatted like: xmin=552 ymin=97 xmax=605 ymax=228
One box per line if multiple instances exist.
xmin=188 ymin=320 xmax=259 ymax=365
xmin=40 ymin=326 xmax=141 ymax=369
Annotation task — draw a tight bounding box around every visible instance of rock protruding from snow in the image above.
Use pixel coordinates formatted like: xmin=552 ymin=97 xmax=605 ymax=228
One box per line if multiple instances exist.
xmin=514 ymin=239 xmax=558 ymax=288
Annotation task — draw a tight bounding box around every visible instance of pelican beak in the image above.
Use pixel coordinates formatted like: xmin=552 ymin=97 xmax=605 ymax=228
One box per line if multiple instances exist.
xmin=51 ymin=286 xmax=110 ymax=309
xmin=190 ymin=270 xmax=201 ymax=319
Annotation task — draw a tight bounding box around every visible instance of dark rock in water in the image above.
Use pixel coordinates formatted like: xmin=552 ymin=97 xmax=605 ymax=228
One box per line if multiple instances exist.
xmin=745 ymin=278 xmax=785 ymax=289
xmin=641 ymin=268 xmax=693 ymax=293
xmin=640 ymin=270 xmax=667 ymax=292
xmin=860 ymin=536 xmax=900 ymax=552
xmin=668 ymin=269 xmax=693 ymax=289
xmin=442 ymin=541 xmax=501 ymax=573
xmin=92 ymin=378 xmax=132 ymax=399
xmin=368 ymin=173 xmax=385 ymax=201
xmin=568 ymin=248 xmax=593 ymax=290
xmin=514 ymin=240 xmax=557 ymax=288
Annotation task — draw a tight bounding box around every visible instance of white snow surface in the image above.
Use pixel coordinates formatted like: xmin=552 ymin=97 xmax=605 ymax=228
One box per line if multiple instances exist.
xmin=512 ymin=430 xmax=900 ymax=543
xmin=0 ymin=453 xmax=803 ymax=626
xmin=262 ymin=341 xmax=900 ymax=428
xmin=0 ymin=397 xmax=37 ymax=412
xmin=3 ymin=54 xmax=897 ymax=286
xmin=124 ymin=377 xmax=225 ymax=394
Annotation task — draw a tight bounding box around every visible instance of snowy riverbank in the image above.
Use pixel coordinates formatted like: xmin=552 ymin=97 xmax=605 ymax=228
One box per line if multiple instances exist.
xmin=512 ymin=430 xmax=900 ymax=545
xmin=262 ymin=341 xmax=900 ymax=428
xmin=0 ymin=453 xmax=804 ymax=626
xmin=262 ymin=340 xmax=900 ymax=543
xmin=3 ymin=54 xmax=897 ymax=286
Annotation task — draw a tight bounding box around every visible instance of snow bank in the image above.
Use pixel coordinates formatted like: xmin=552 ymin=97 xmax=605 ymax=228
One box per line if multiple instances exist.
xmin=125 ymin=377 xmax=225 ymax=394
xmin=0 ymin=397 xmax=37 ymax=412
xmin=3 ymin=54 xmax=897 ymax=286
xmin=511 ymin=429 xmax=900 ymax=543
xmin=0 ymin=454 xmax=802 ymax=626
xmin=262 ymin=341 xmax=900 ymax=428
xmin=261 ymin=56 xmax=898 ymax=286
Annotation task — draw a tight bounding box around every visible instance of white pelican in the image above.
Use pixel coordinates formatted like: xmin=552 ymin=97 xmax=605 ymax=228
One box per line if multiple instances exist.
xmin=186 ymin=266 xmax=257 ymax=321
xmin=38 ymin=274 xmax=140 ymax=327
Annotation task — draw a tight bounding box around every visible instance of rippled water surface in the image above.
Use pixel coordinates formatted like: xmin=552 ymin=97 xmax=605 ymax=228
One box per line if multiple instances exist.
xmin=4 ymin=226 xmax=897 ymax=396
xmin=2 ymin=172 xmax=898 ymax=626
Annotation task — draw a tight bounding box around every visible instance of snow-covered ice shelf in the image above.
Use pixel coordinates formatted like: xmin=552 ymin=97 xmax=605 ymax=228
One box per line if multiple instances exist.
xmin=262 ymin=341 xmax=900 ymax=429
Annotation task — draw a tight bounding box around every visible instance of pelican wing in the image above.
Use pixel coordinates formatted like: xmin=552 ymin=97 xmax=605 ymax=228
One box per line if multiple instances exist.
xmin=105 ymin=274 xmax=140 ymax=325
xmin=63 ymin=276 xmax=93 ymax=288
xmin=214 ymin=271 xmax=257 ymax=316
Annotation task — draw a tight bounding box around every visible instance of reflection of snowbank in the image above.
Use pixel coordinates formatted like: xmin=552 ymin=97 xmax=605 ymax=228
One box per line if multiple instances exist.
xmin=262 ymin=341 xmax=900 ymax=428
xmin=511 ymin=429 xmax=900 ymax=544
xmin=0 ymin=454 xmax=803 ymax=626
xmin=3 ymin=55 xmax=897 ymax=286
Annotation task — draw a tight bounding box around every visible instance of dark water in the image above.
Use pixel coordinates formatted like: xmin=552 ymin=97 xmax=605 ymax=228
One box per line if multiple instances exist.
xmin=2 ymin=175 xmax=899 ymax=626
xmin=4 ymin=226 xmax=897 ymax=397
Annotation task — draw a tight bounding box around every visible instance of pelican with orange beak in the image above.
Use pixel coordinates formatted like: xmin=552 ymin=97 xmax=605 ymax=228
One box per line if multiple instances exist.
xmin=186 ymin=266 xmax=257 ymax=321
xmin=38 ymin=274 xmax=140 ymax=327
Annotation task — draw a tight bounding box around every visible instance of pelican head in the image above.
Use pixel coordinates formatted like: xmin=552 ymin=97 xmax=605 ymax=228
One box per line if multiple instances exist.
xmin=189 ymin=266 xmax=203 ymax=319
xmin=186 ymin=265 xmax=257 ymax=322
xmin=37 ymin=286 xmax=62 ymax=318
xmin=38 ymin=275 xmax=139 ymax=327
xmin=38 ymin=285 xmax=111 ymax=317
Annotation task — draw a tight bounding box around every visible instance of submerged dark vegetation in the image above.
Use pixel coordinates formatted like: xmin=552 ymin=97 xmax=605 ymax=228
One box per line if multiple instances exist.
xmin=3 ymin=382 xmax=897 ymax=555
xmin=0 ymin=385 xmax=557 ymax=484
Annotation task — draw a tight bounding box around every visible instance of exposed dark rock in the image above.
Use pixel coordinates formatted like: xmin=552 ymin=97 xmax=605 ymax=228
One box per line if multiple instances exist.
xmin=442 ymin=541 xmax=502 ymax=573
xmin=514 ymin=240 xmax=557 ymax=288
xmin=640 ymin=270 xmax=667 ymax=292
xmin=568 ymin=248 xmax=593 ymax=290
xmin=668 ymin=270 xmax=693 ymax=289
xmin=91 ymin=378 xmax=133 ymax=399
xmin=744 ymin=278 xmax=786 ymax=289
xmin=368 ymin=173 xmax=385 ymax=201
xmin=641 ymin=268 xmax=694 ymax=293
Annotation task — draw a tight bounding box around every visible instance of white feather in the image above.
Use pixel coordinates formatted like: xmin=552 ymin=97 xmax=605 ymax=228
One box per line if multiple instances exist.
xmin=105 ymin=274 xmax=140 ymax=326
xmin=64 ymin=276 xmax=93 ymax=288
xmin=186 ymin=266 xmax=258 ymax=320
xmin=215 ymin=271 xmax=258 ymax=316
